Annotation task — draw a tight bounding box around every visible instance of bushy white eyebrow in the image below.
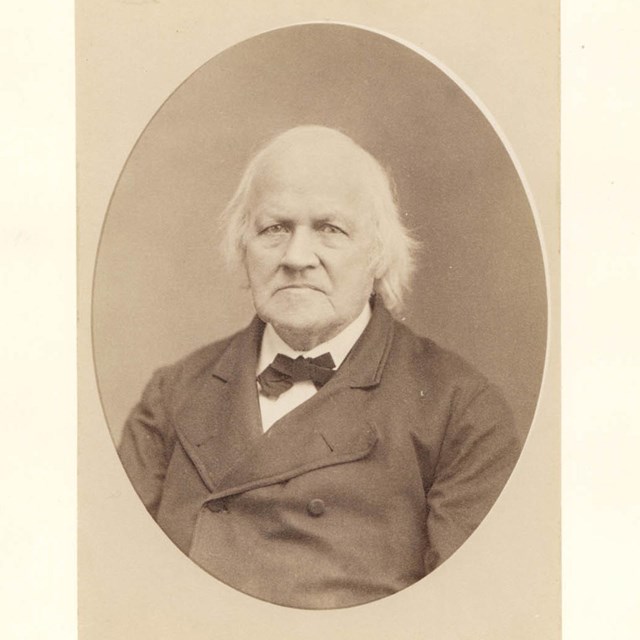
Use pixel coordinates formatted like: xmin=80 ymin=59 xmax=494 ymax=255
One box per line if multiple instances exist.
xmin=251 ymin=204 xmax=353 ymax=231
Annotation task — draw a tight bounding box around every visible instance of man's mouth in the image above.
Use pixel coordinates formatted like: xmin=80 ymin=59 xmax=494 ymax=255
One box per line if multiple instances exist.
xmin=278 ymin=284 xmax=322 ymax=292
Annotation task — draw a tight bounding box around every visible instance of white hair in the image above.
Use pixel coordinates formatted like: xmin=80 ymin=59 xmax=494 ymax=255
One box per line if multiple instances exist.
xmin=220 ymin=125 xmax=419 ymax=315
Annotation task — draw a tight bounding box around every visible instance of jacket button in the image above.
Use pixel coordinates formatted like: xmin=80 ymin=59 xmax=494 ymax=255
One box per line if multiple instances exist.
xmin=307 ymin=498 xmax=325 ymax=517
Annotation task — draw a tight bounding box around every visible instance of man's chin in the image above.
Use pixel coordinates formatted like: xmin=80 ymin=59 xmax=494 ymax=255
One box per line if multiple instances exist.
xmin=268 ymin=313 xmax=327 ymax=335
xmin=274 ymin=287 xmax=323 ymax=302
xmin=264 ymin=292 xmax=326 ymax=321
xmin=259 ymin=306 xmax=335 ymax=346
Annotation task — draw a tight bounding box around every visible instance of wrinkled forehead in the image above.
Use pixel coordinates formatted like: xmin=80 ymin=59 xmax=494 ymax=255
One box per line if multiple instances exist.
xmin=249 ymin=131 xmax=376 ymax=212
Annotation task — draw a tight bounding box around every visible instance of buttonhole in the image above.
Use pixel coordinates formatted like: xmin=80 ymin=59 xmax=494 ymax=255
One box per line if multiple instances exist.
xmin=319 ymin=432 xmax=334 ymax=452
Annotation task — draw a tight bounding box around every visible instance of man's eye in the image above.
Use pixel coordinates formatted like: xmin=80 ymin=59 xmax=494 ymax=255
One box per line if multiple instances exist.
xmin=319 ymin=224 xmax=345 ymax=234
xmin=261 ymin=224 xmax=288 ymax=234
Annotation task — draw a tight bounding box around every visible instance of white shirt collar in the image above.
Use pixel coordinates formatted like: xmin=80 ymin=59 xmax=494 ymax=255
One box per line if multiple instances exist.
xmin=257 ymin=302 xmax=372 ymax=374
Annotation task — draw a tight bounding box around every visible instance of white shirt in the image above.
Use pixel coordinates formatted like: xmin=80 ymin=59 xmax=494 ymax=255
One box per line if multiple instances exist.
xmin=256 ymin=303 xmax=372 ymax=432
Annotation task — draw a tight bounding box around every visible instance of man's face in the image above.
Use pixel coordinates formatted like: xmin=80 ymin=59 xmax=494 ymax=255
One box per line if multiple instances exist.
xmin=243 ymin=137 xmax=378 ymax=350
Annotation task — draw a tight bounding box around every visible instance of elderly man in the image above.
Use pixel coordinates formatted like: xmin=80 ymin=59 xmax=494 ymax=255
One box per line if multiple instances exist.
xmin=119 ymin=125 xmax=520 ymax=609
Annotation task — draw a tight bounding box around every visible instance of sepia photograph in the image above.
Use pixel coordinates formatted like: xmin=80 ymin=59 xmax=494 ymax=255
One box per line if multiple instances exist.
xmin=79 ymin=3 xmax=559 ymax=638
xmin=9 ymin=0 xmax=640 ymax=638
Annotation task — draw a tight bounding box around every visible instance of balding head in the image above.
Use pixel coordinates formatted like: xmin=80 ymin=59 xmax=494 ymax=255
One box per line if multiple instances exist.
xmin=221 ymin=125 xmax=418 ymax=315
xmin=251 ymin=127 xmax=377 ymax=197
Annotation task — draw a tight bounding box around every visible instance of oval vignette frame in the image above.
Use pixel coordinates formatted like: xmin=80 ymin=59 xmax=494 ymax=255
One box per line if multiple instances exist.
xmin=92 ymin=23 xmax=549 ymax=608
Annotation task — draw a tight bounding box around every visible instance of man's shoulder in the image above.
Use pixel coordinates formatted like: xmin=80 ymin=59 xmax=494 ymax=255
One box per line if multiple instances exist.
xmin=390 ymin=320 xmax=489 ymax=391
xmin=388 ymin=320 xmax=514 ymax=428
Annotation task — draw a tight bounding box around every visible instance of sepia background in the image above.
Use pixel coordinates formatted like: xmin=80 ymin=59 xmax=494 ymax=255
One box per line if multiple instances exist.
xmin=78 ymin=2 xmax=559 ymax=639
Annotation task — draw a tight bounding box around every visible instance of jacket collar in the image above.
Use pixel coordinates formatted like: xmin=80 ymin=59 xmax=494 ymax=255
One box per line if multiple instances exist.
xmin=332 ymin=296 xmax=395 ymax=388
xmin=210 ymin=314 xmax=263 ymax=384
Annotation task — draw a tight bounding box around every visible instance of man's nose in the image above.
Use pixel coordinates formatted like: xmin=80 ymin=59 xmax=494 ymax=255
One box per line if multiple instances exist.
xmin=280 ymin=228 xmax=320 ymax=270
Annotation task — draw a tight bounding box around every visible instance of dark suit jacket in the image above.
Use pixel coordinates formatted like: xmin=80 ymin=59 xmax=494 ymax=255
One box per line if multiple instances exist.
xmin=119 ymin=301 xmax=520 ymax=609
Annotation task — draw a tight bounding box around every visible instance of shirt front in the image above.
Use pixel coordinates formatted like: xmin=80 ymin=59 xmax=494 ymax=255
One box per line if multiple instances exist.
xmin=256 ymin=303 xmax=372 ymax=431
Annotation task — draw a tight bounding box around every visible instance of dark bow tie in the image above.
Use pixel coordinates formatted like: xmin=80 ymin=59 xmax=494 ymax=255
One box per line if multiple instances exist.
xmin=257 ymin=352 xmax=336 ymax=399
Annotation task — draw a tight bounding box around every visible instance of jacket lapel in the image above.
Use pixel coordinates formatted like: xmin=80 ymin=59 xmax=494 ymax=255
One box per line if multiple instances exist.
xmin=209 ymin=385 xmax=379 ymax=500
xmin=176 ymin=300 xmax=396 ymax=498
xmin=173 ymin=317 xmax=265 ymax=491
